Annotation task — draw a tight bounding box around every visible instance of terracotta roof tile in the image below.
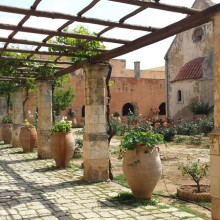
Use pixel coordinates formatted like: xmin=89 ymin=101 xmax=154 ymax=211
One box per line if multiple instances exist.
xmin=172 ymin=57 xmax=205 ymax=82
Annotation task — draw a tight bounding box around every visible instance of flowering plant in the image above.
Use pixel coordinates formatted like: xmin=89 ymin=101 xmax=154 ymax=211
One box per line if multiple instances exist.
xmin=178 ymin=158 xmax=209 ymax=193
xmin=151 ymin=108 xmax=159 ymax=115
xmin=150 ymin=118 xmax=176 ymax=142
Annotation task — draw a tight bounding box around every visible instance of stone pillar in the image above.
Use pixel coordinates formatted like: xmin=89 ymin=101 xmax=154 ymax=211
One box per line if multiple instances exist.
xmin=211 ymin=13 xmax=220 ymax=220
xmin=0 ymin=95 xmax=8 ymax=141
xmin=83 ymin=63 xmax=109 ymax=182
xmin=37 ymin=80 xmax=53 ymax=159
xmin=12 ymin=91 xmax=24 ymax=147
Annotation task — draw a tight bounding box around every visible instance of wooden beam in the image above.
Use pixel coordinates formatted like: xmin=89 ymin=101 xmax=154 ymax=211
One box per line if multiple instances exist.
xmin=110 ymin=0 xmax=200 ymax=15
xmin=0 ymin=37 xmax=107 ymax=52
xmin=0 ymin=56 xmax=73 ymax=65
xmin=119 ymin=7 xmax=147 ymax=23
xmin=2 ymin=0 xmax=41 ymax=51
xmin=55 ymin=4 xmax=220 ymax=77
xmin=0 ymin=4 xmax=158 ymax=32
xmin=0 ymin=48 xmax=91 ymax=58
xmin=0 ymin=23 xmax=129 ymax=45
xmin=77 ymin=0 xmax=100 ymax=16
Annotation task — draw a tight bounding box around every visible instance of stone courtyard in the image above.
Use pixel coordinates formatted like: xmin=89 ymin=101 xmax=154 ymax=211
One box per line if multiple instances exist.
xmin=0 ymin=140 xmax=207 ymax=220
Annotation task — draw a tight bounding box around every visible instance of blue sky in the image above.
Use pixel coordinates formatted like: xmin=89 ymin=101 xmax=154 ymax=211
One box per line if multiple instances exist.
xmin=0 ymin=0 xmax=218 ymax=69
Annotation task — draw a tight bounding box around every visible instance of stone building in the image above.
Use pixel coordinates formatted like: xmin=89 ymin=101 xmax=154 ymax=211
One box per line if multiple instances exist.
xmin=165 ymin=0 xmax=214 ymax=120
xmin=68 ymin=59 xmax=165 ymax=125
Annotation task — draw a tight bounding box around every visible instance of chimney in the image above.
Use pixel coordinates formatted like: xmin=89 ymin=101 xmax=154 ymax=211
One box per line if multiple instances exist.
xmin=134 ymin=61 xmax=140 ymax=78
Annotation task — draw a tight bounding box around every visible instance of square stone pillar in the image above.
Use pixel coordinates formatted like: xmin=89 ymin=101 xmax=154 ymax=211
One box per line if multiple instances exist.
xmin=0 ymin=95 xmax=8 ymax=141
xmin=83 ymin=63 xmax=109 ymax=182
xmin=211 ymin=12 xmax=220 ymax=220
xmin=37 ymin=80 xmax=53 ymax=159
xmin=12 ymin=91 xmax=24 ymax=147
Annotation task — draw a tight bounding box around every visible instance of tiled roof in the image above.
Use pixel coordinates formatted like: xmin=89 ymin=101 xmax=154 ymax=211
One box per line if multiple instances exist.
xmin=172 ymin=57 xmax=205 ymax=82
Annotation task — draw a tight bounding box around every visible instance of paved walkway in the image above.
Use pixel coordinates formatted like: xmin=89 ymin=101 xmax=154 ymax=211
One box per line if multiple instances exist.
xmin=0 ymin=143 xmax=207 ymax=220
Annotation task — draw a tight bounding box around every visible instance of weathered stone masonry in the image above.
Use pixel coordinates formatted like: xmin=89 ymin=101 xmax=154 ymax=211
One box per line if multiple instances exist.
xmin=83 ymin=63 xmax=109 ymax=182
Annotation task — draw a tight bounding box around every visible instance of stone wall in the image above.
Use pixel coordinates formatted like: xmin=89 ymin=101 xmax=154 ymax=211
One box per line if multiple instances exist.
xmin=166 ymin=0 xmax=214 ymax=119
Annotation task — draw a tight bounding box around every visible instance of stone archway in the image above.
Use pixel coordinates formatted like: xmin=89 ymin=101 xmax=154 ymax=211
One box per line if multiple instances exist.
xmin=122 ymin=103 xmax=135 ymax=116
xmin=159 ymin=102 xmax=166 ymax=115
xmin=81 ymin=105 xmax=85 ymax=118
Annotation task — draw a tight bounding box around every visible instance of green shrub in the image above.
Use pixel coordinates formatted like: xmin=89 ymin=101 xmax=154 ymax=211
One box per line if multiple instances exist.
xmin=154 ymin=125 xmax=176 ymax=142
xmin=189 ymin=101 xmax=213 ymax=115
xmin=2 ymin=115 xmax=12 ymax=124
xmin=119 ymin=130 xmax=164 ymax=154
xmin=107 ymin=118 xmax=126 ymax=136
xmin=75 ymin=137 xmax=83 ymax=149
xmin=175 ymin=120 xmax=199 ymax=136
xmin=50 ymin=120 xmax=72 ymax=134
xmin=113 ymin=112 xmax=120 ymax=117
xmin=198 ymin=116 xmax=214 ymax=136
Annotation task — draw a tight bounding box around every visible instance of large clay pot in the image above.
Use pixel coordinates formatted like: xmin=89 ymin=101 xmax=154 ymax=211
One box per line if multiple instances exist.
xmin=49 ymin=132 xmax=75 ymax=168
xmin=19 ymin=126 xmax=37 ymax=152
xmin=1 ymin=124 xmax=12 ymax=144
xmin=122 ymin=145 xmax=162 ymax=199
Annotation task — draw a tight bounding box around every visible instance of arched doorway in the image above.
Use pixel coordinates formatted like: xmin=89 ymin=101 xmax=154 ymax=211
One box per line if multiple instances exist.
xmin=122 ymin=103 xmax=134 ymax=116
xmin=81 ymin=105 xmax=85 ymax=117
xmin=159 ymin=103 xmax=166 ymax=115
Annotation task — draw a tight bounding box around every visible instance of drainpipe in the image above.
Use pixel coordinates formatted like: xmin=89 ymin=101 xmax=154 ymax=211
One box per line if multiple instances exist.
xmin=134 ymin=61 xmax=140 ymax=78
xmin=165 ymin=54 xmax=169 ymax=119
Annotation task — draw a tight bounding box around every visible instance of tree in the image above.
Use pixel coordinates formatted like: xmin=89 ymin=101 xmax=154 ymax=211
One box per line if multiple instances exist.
xmin=49 ymin=25 xmax=106 ymax=63
xmin=53 ymin=81 xmax=75 ymax=116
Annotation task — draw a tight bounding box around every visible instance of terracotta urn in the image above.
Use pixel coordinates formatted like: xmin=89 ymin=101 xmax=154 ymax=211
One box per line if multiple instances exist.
xmin=49 ymin=132 xmax=75 ymax=168
xmin=1 ymin=124 xmax=12 ymax=144
xmin=122 ymin=145 xmax=162 ymax=199
xmin=19 ymin=125 xmax=37 ymax=152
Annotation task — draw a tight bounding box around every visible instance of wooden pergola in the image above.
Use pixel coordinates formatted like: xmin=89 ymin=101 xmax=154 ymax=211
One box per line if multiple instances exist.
xmin=0 ymin=0 xmax=219 ymax=79
xmin=0 ymin=1 xmax=220 ymax=219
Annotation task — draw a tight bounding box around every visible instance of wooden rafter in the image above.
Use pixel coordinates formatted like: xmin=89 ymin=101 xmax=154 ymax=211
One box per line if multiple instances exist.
xmin=0 ymin=56 xmax=73 ymax=65
xmin=109 ymin=0 xmax=200 ymax=15
xmin=0 ymin=37 xmax=108 ymax=52
xmin=55 ymin=3 xmax=220 ymax=77
xmin=0 ymin=5 xmax=158 ymax=32
xmin=0 ymin=0 xmax=218 ymax=81
xmin=2 ymin=0 xmax=41 ymax=52
xmin=0 ymin=23 xmax=130 ymax=45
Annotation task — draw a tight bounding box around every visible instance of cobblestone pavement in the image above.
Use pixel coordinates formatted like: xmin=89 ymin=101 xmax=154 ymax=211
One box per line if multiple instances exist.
xmin=0 ymin=143 xmax=207 ymax=220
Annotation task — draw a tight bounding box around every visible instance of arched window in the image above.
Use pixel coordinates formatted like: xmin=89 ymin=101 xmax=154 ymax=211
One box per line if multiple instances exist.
xmin=122 ymin=103 xmax=134 ymax=116
xmin=81 ymin=105 xmax=85 ymax=117
xmin=177 ymin=90 xmax=182 ymax=102
xmin=192 ymin=27 xmax=205 ymax=43
xmin=159 ymin=103 xmax=166 ymax=115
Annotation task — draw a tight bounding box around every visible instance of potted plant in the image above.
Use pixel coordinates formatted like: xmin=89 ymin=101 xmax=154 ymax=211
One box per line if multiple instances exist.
xmin=49 ymin=120 xmax=75 ymax=168
xmin=177 ymin=158 xmax=210 ymax=202
xmin=1 ymin=115 xmax=13 ymax=144
xmin=19 ymin=119 xmax=37 ymax=153
xmin=119 ymin=130 xmax=164 ymax=200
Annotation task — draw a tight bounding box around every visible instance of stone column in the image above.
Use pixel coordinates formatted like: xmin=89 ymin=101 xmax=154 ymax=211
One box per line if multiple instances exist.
xmin=37 ymin=80 xmax=53 ymax=159
xmin=0 ymin=95 xmax=8 ymax=141
xmin=83 ymin=63 xmax=109 ymax=182
xmin=211 ymin=13 xmax=220 ymax=220
xmin=12 ymin=90 xmax=24 ymax=147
